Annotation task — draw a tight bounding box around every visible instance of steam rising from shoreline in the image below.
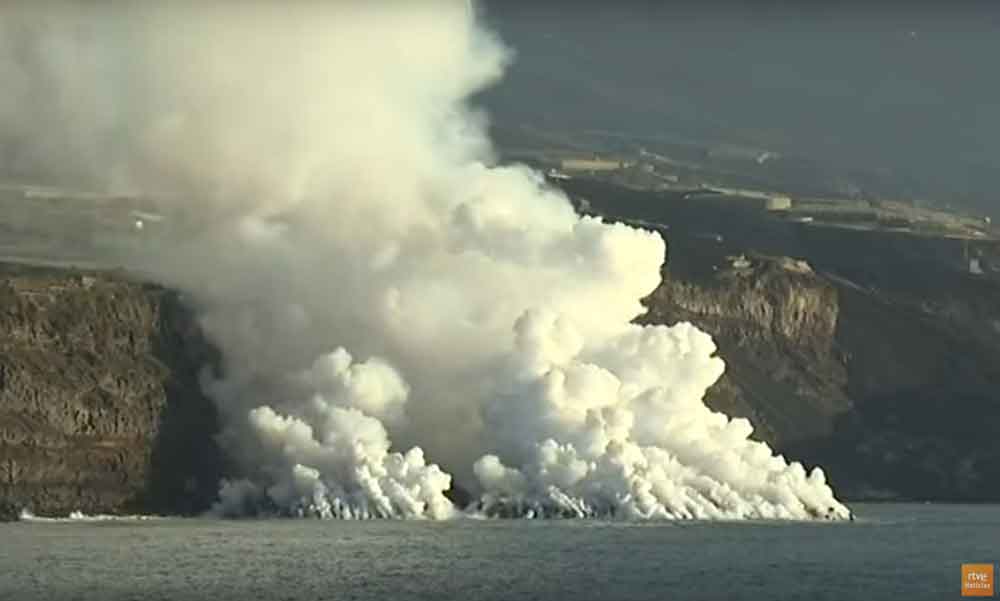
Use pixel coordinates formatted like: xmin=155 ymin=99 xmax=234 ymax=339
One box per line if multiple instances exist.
xmin=0 ymin=2 xmax=848 ymax=520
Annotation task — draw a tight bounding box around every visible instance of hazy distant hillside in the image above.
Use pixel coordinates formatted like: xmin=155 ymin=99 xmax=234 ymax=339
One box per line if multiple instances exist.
xmin=478 ymin=3 xmax=1000 ymax=216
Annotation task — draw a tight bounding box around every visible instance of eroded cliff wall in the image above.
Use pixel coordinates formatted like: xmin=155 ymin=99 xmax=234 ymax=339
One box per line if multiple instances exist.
xmin=643 ymin=257 xmax=850 ymax=446
xmin=643 ymin=254 xmax=1000 ymax=502
xmin=0 ymin=264 xmax=221 ymax=518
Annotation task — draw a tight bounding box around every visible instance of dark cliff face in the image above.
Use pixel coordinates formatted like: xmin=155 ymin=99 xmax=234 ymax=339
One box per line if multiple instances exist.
xmin=643 ymin=258 xmax=850 ymax=447
xmin=643 ymin=257 xmax=1000 ymax=501
xmin=0 ymin=264 xmax=222 ymax=518
xmin=796 ymin=279 xmax=1000 ymax=501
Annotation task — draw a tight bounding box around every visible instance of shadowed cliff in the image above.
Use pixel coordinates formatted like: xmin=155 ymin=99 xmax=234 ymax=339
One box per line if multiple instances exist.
xmin=0 ymin=263 xmax=222 ymax=517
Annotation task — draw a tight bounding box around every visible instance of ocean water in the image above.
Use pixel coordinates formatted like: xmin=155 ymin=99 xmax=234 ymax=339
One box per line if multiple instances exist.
xmin=1 ymin=503 xmax=997 ymax=601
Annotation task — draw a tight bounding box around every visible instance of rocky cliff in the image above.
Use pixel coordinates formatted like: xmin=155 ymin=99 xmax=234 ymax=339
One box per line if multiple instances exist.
xmin=643 ymin=257 xmax=850 ymax=446
xmin=0 ymin=263 xmax=222 ymax=518
xmin=639 ymin=254 xmax=1000 ymax=501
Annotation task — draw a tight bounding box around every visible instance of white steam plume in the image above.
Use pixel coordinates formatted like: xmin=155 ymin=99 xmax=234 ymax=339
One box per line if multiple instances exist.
xmin=0 ymin=2 xmax=848 ymax=520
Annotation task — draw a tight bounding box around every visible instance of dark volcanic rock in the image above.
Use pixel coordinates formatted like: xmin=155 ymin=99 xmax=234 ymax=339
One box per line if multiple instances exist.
xmin=0 ymin=498 xmax=16 ymax=521
xmin=643 ymin=257 xmax=851 ymax=446
xmin=0 ymin=263 xmax=222 ymax=519
xmin=643 ymin=254 xmax=1000 ymax=502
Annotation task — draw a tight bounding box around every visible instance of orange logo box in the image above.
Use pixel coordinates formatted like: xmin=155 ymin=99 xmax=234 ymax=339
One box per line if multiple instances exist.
xmin=963 ymin=564 xmax=995 ymax=597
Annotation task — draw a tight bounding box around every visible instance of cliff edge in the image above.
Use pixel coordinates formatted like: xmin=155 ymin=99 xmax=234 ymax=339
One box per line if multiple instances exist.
xmin=0 ymin=263 xmax=222 ymax=518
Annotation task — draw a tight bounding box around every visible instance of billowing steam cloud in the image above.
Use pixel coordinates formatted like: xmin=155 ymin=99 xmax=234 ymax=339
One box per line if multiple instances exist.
xmin=0 ymin=2 xmax=848 ymax=520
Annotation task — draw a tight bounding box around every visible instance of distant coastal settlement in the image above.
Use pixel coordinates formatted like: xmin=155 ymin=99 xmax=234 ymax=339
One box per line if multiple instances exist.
xmin=497 ymin=126 xmax=999 ymax=280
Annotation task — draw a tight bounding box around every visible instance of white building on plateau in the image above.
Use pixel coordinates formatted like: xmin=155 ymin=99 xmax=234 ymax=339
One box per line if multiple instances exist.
xmin=130 ymin=210 xmax=166 ymax=231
